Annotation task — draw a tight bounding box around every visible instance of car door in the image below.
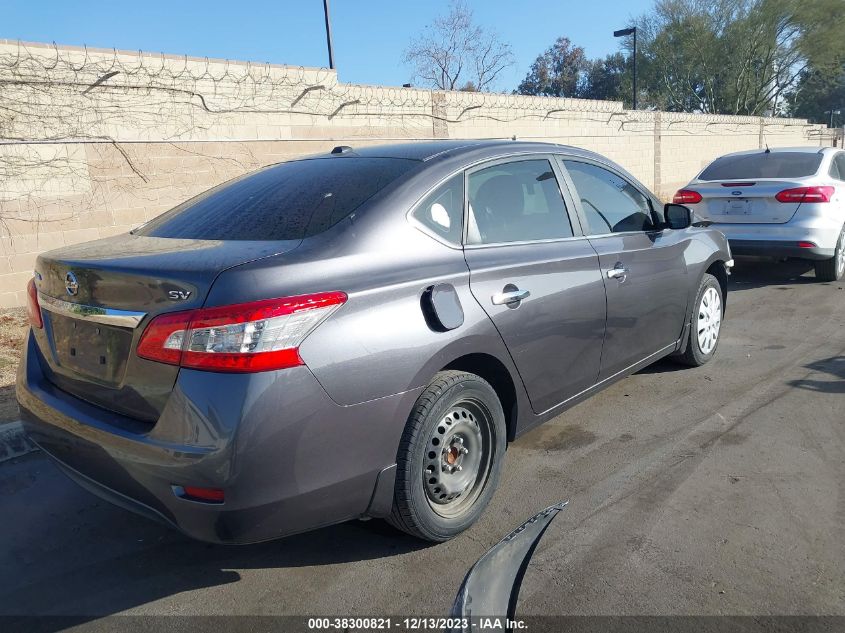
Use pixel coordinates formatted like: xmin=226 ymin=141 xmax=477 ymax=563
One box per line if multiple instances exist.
xmin=463 ymin=156 xmax=607 ymax=414
xmin=559 ymin=158 xmax=690 ymax=380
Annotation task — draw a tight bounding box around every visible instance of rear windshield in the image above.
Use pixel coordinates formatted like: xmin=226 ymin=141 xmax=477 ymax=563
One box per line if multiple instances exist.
xmin=699 ymin=152 xmax=823 ymax=181
xmin=135 ymin=157 xmax=417 ymax=241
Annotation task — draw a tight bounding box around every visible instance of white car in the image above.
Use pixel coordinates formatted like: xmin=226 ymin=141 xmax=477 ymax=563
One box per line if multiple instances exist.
xmin=675 ymin=146 xmax=845 ymax=281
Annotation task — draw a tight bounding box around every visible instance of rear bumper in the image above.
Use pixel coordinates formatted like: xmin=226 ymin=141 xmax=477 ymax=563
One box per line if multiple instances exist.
xmin=711 ymin=223 xmax=838 ymax=261
xmin=16 ymin=332 xmax=418 ymax=544
xmin=728 ymin=239 xmax=834 ymax=261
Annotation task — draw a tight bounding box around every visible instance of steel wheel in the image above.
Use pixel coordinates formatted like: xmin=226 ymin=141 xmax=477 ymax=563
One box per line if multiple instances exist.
xmin=423 ymin=400 xmax=494 ymax=518
xmin=697 ymin=286 xmax=722 ymax=355
xmin=388 ymin=370 xmax=506 ymax=542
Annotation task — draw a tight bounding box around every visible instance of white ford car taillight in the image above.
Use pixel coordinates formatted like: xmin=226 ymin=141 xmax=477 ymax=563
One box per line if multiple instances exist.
xmin=137 ymin=292 xmax=346 ymax=372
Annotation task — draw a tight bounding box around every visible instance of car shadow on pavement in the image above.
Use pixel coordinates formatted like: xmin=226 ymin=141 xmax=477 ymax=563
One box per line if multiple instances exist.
xmin=634 ymin=357 xmax=689 ymax=374
xmin=0 ymin=454 xmax=431 ymax=624
xmin=787 ymin=356 xmax=845 ymax=394
xmin=728 ymin=258 xmax=829 ymax=292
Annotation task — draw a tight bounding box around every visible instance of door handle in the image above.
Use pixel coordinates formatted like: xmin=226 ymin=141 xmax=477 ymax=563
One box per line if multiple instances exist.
xmin=491 ymin=288 xmax=530 ymax=306
xmin=606 ymin=264 xmax=629 ymax=281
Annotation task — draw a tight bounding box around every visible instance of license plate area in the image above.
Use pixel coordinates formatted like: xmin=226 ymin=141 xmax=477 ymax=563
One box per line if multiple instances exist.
xmin=724 ymin=199 xmax=751 ymax=215
xmin=48 ymin=314 xmax=132 ymax=384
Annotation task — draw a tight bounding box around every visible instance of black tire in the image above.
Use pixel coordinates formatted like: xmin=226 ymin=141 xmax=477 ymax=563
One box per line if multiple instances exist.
xmin=813 ymin=225 xmax=845 ymax=282
xmin=675 ymin=273 xmax=723 ymax=367
xmin=387 ymin=370 xmax=506 ymax=542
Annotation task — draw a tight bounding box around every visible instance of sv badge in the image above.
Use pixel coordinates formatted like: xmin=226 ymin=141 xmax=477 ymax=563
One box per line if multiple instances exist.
xmin=168 ymin=290 xmax=192 ymax=301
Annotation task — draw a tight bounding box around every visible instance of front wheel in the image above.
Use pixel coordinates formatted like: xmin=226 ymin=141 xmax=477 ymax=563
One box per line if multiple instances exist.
xmin=675 ymin=273 xmax=723 ymax=367
xmin=387 ymin=370 xmax=506 ymax=542
xmin=813 ymin=225 xmax=845 ymax=282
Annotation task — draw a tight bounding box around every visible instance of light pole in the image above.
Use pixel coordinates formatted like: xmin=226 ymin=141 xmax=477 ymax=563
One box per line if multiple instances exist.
xmin=613 ymin=26 xmax=637 ymax=110
xmin=323 ymin=0 xmax=336 ymax=70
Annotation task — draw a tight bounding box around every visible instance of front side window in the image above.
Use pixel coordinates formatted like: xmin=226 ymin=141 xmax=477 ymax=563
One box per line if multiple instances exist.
xmin=563 ymin=161 xmax=655 ymax=235
xmin=466 ymin=159 xmax=573 ymax=245
xmin=136 ymin=157 xmax=417 ymax=241
xmin=411 ymin=174 xmax=464 ymax=244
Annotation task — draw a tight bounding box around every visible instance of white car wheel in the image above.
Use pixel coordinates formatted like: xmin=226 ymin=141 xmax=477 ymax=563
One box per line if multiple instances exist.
xmin=697 ymin=286 xmax=722 ymax=355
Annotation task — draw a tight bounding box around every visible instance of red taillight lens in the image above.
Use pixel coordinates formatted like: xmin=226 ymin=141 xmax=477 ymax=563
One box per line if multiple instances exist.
xmin=797 ymin=241 xmax=817 ymax=249
xmin=775 ymin=186 xmax=834 ymax=204
xmin=673 ymin=189 xmax=702 ymax=204
xmin=136 ymin=311 xmax=191 ymax=365
xmin=137 ymin=291 xmax=347 ymax=373
xmin=26 ymin=278 xmax=43 ymax=329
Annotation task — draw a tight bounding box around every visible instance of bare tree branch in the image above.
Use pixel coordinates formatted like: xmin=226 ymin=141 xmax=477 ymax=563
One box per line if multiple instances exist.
xmin=403 ymin=1 xmax=514 ymax=92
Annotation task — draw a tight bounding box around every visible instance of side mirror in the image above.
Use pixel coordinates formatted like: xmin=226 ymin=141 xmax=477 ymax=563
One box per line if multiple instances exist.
xmin=664 ymin=203 xmax=692 ymax=229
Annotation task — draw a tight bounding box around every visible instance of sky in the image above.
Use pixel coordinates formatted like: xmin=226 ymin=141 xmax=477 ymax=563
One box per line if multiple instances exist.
xmin=4 ymin=0 xmax=653 ymax=91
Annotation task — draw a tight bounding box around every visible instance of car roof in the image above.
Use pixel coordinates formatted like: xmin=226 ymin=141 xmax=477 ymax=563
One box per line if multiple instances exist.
xmin=322 ymin=140 xmax=603 ymax=162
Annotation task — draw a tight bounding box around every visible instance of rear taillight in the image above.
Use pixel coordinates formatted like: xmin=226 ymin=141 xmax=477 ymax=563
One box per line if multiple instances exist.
xmin=774 ymin=186 xmax=834 ymax=204
xmin=26 ymin=278 xmax=43 ymax=329
xmin=137 ymin=291 xmax=347 ymax=373
xmin=673 ymin=189 xmax=702 ymax=204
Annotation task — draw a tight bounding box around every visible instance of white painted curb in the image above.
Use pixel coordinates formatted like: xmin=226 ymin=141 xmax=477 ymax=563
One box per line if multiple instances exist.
xmin=0 ymin=420 xmax=38 ymax=463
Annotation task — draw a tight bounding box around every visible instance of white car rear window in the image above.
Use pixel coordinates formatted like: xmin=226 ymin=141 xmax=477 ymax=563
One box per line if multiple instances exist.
xmin=699 ymin=152 xmax=823 ymax=181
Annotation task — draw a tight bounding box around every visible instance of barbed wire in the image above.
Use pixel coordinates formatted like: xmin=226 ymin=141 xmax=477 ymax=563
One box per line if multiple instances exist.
xmin=0 ymin=40 xmax=834 ymax=234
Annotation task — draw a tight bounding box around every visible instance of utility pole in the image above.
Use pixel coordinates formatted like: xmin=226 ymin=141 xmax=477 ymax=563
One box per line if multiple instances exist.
xmin=323 ymin=0 xmax=335 ymax=70
xmin=613 ymin=27 xmax=637 ymax=110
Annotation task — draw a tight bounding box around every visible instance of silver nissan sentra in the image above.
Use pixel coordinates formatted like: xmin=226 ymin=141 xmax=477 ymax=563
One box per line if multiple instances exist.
xmin=17 ymin=140 xmax=732 ymax=543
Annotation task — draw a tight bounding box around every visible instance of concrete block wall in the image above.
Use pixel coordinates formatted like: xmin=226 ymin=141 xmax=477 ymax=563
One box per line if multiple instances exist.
xmin=0 ymin=39 xmax=831 ymax=306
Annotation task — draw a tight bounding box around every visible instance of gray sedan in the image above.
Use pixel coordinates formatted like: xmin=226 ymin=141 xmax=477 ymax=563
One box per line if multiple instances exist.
xmin=674 ymin=146 xmax=845 ymax=281
xmin=17 ymin=140 xmax=732 ymax=543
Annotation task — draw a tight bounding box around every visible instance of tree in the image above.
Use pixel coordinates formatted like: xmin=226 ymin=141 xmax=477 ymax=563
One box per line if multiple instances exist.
xmin=789 ymin=66 xmax=845 ymax=126
xmin=516 ymin=37 xmax=587 ymax=97
xmin=635 ymin=0 xmax=845 ymax=115
xmin=404 ymin=1 xmax=514 ymax=92
xmin=578 ymin=53 xmax=630 ymax=102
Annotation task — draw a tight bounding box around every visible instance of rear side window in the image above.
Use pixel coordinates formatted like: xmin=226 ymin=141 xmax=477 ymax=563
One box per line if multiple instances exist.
xmin=466 ymin=159 xmax=573 ymax=245
xmin=699 ymin=152 xmax=823 ymax=181
xmin=136 ymin=157 xmax=417 ymax=241
xmin=829 ymin=153 xmax=845 ymax=181
xmin=411 ymin=175 xmax=464 ymax=244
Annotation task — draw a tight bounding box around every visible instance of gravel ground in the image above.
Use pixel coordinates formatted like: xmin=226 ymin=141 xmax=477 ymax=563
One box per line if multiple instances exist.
xmin=0 ymin=308 xmax=28 ymax=424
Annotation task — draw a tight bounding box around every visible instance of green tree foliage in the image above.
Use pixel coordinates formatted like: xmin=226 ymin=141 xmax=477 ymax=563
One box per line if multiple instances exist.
xmin=790 ymin=67 xmax=845 ymax=126
xmin=579 ymin=53 xmax=630 ymax=102
xmin=636 ymin=0 xmax=845 ymax=114
xmin=516 ymin=37 xmax=587 ymax=97
xmin=516 ymin=0 xmax=845 ymax=115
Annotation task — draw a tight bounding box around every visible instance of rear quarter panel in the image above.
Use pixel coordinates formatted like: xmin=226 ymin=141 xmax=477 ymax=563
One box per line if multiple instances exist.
xmin=204 ymin=193 xmax=524 ymax=408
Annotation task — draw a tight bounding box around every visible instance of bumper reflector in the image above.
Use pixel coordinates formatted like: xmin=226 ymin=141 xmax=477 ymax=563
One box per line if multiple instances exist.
xmin=173 ymin=485 xmax=225 ymax=504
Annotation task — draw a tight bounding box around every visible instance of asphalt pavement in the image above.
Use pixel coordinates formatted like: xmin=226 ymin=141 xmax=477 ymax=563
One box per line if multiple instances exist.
xmin=1 ymin=259 xmax=842 ymax=622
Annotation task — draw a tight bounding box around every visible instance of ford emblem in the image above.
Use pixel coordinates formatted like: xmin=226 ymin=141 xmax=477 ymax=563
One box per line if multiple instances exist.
xmin=731 ymin=191 xmax=742 ymax=196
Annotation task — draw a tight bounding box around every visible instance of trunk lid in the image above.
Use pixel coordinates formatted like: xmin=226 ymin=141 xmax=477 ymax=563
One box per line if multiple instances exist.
xmin=32 ymin=233 xmax=300 ymax=423
xmin=691 ymin=180 xmax=805 ymax=224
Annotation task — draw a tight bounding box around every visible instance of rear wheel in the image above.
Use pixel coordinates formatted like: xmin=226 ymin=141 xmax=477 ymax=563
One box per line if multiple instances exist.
xmin=813 ymin=225 xmax=845 ymax=282
xmin=387 ymin=370 xmax=506 ymax=542
xmin=676 ymin=273 xmax=723 ymax=367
